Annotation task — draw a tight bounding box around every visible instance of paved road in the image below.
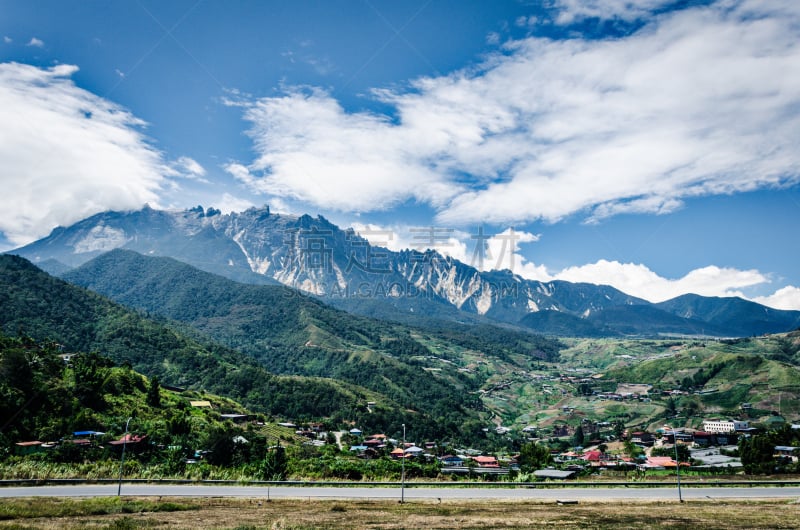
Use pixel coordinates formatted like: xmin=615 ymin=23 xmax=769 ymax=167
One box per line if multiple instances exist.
xmin=1 ymin=484 xmax=799 ymax=501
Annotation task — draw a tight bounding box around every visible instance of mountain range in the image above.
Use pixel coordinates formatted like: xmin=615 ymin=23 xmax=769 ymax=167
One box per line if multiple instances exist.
xmin=10 ymin=205 xmax=800 ymax=337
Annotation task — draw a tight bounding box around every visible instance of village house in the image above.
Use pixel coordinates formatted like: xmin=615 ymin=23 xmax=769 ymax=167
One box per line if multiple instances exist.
xmin=109 ymin=433 xmax=147 ymax=448
xmin=691 ymin=431 xmax=714 ymax=447
xmin=702 ymin=419 xmax=749 ymax=433
xmin=534 ymin=469 xmax=577 ymax=480
xmin=404 ymin=445 xmax=424 ymax=457
xmin=630 ymin=432 xmax=654 ymax=446
xmin=774 ymin=446 xmax=799 ymax=462
xmin=14 ymin=441 xmax=44 ymax=456
xmin=440 ymin=455 xmax=464 ymax=467
xmin=472 ymin=455 xmax=500 ymax=468
xmin=661 ymin=430 xmax=693 ymax=445
xmin=643 ymin=456 xmax=678 ymax=469
xmin=220 ymin=413 xmax=249 ymax=423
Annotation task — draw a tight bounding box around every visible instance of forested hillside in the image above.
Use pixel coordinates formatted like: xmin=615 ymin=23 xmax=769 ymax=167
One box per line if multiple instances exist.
xmin=0 ymin=254 xmax=486 ymax=441
xmin=0 ymin=333 xmax=311 ymax=480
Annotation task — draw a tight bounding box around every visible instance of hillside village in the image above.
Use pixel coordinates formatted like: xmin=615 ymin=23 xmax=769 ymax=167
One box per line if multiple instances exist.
xmin=9 ymin=348 xmax=799 ymax=482
xmin=14 ymin=406 xmax=799 ymax=480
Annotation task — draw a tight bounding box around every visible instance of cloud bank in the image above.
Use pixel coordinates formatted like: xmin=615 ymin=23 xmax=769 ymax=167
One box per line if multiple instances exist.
xmin=549 ymin=260 xmax=800 ymax=311
xmin=754 ymin=286 xmax=800 ymax=311
xmin=231 ymin=0 xmax=800 ymax=226
xmin=0 ymin=62 xmax=191 ymax=246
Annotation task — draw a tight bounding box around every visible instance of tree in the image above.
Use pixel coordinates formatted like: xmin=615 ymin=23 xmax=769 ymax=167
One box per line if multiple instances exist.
xmin=613 ymin=420 xmax=625 ymax=439
xmin=572 ymin=425 xmax=585 ymax=447
xmin=652 ymin=444 xmax=689 ymax=462
xmin=258 ymin=445 xmax=288 ymax=480
xmin=624 ymin=440 xmax=644 ymax=459
xmin=166 ymin=410 xmax=191 ymax=437
xmin=202 ymin=426 xmax=238 ymax=467
xmin=146 ymin=376 xmax=161 ymax=408
xmin=71 ymin=351 xmax=111 ymax=409
xmin=683 ymin=399 xmax=699 ymax=417
xmin=740 ymin=435 xmax=775 ymax=474
xmin=518 ymin=442 xmax=553 ymax=472
xmin=665 ymin=397 xmax=677 ymax=417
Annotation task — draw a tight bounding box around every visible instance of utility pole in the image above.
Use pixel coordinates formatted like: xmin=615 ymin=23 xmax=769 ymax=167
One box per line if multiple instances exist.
xmin=401 ymin=423 xmax=406 ymax=504
xmin=117 ymin=417 xmax=132 ymax=497
xmin=671 ymin=428 xmax=683 ymax=503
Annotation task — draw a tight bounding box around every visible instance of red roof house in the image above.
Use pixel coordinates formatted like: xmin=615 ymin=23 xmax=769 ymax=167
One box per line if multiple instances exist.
xmin=473 ymin=456 xmax=500 ymax=467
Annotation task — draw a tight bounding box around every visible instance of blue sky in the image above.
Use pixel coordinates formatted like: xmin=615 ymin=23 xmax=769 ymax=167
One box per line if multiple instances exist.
xmin=2 ymin=0 xmax=800 ymax=309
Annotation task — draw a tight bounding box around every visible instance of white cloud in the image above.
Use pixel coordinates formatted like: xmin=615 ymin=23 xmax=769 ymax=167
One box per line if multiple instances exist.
xmin=515 ymin=15 xmax=539 ymax=28
xmin=478 ymin=228 xmax=540 ymax=273
xmin=3 ymin=36 xmax=11 ymax=44
xmin=170 ymin=156 xmax=207 ymax=180
xmin=0 ymin=62 xmax=173 ymax=246
xmin=231 ymin=88 xmax=457 ymax=212
xmin=26 ymin=37 xmax=44 ymax=47
xmin=230 ymin=1 xmax=800 ymax=227
xmin=551 ymin=260 xmax=766 ymax=302
xmin=216 ymin=193 xmax=256 ymax=214
xmin=550 ymin=0 xmax=676 ymax=24
xmin=506 ymin=256 xmax=800 ymax=310
xmin=753 ymin=286 xmax=800 ymax=311
xmin=224 ymin=162 xmax=255 ymax=185
xmin=265 ymin=197 xmax=294 ymax=215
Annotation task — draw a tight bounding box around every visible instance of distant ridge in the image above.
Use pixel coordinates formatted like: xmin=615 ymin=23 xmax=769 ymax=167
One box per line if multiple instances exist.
xmin=10 ymin=205 xmax=800 ymax=337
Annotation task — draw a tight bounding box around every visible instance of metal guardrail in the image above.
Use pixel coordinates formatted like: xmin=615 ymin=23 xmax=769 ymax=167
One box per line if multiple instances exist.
xmin=1 ymin=478 xmax=800 ymax=489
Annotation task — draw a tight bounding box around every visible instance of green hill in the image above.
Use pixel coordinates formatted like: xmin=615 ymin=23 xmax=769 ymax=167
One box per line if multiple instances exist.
xmin=514 ymin=336 xmax=800 ymax=434
xmin=0 ymin=254 xmax=427 ymax=434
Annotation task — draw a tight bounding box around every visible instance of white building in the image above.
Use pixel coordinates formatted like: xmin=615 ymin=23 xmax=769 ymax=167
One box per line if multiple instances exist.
xmin=702 ymin=419 xmax=749 ymax=433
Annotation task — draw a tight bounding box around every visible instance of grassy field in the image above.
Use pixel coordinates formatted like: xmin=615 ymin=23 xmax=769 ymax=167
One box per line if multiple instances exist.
xmin=1 ymin=497 xmax=799 ymax=529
